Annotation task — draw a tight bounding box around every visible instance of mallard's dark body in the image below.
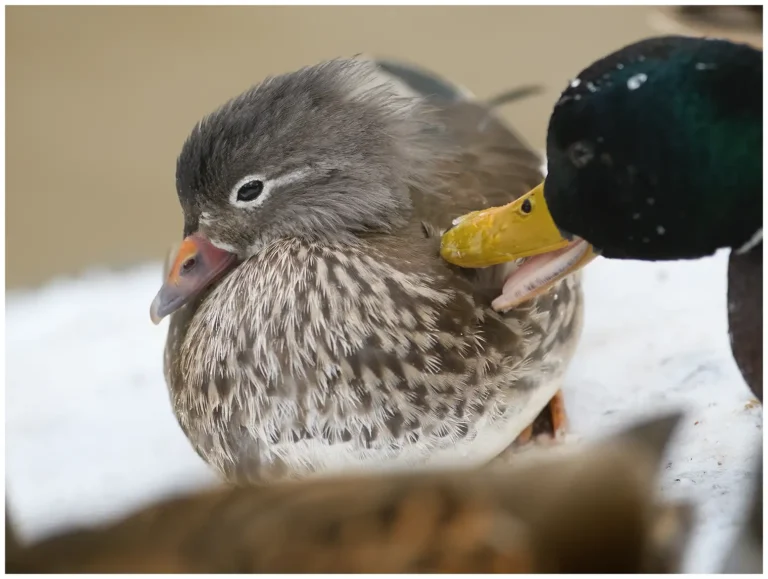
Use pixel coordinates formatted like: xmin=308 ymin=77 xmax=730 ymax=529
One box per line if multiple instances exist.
xmin=728 ymin=243 xmax=762 ymax=401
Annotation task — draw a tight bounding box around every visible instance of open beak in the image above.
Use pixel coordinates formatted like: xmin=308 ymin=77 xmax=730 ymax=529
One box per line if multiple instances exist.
xmin=440 ymin=182 xmax=599 ymax=311
xmin=149 ymin=233 xmax=238 ymax=325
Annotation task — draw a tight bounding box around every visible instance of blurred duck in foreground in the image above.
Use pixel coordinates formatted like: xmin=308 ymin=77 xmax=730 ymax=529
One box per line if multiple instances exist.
xmin=7 ymin=414 xmax=694 ymax=573
xmin=441 ymin=35 xmax=763 ymax=402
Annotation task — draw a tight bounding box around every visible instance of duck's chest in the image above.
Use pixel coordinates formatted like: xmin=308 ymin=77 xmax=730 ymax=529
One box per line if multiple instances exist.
xmin=163 ymin=241 xmax=579 ymax=482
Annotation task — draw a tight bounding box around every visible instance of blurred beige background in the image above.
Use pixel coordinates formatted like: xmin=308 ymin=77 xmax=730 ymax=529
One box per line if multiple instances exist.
xmin=7 ymin=5 xmax=755 ymax=289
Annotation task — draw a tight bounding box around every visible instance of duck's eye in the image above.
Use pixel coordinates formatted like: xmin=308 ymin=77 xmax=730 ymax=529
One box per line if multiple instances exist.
xmin=229 ymin=169 xmax=311 ymax=208
xmin=236 ymin=180 xmax=264 ymax=202
xmin=521 ymin=198 xmax=533 ymax=214
xmin=181 ymin=256 xmax=197 ymax=273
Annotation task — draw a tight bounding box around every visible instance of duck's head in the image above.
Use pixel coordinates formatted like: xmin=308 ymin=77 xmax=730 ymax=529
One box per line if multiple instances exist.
xmin=441 ymin=36 xmax=762 ymax=310
xmin=150 ymin=59 xmax=445 ymax=324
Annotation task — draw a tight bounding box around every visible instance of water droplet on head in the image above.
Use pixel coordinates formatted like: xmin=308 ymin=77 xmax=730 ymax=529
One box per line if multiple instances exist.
xmin=638 ymin=55 xmax=646 ymax=62
xmin=586 ymin=81 xmax=598 ymax=93
xmin=616 ymin=63 xmax=624 ymax=70
xmin=646 ymin=197 xmax=655 ymax=206
xmin=695 ymin=62 xmax=717 ymax=71
xmin=627 ymin=73 xmax=648 ymax=90
xmin=570 ymin=78 xmax=581 ymax=88
xmin=657 ymin=225 xmax=666 ymax=235
xmin=567 ymin=141 xmax=595 ymax=168
xmin=642 ymin=237 xmax=650 ymax=243
xmin=632 ymin=213 xmax=641 ymax=220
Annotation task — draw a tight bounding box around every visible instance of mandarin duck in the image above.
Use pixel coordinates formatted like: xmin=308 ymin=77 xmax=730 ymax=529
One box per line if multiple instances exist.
xmin=149 ymin=57 xmax=584 ymax=484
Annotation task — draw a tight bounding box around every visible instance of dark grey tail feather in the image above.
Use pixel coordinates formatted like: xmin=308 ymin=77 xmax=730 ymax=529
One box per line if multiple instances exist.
xmin=374 ymin=57 xmax=544 ymax=111
xmin=485 ymin=85 xmax=545 ymax=109
xmin=374 ymin=58 xmax=471 ymax=102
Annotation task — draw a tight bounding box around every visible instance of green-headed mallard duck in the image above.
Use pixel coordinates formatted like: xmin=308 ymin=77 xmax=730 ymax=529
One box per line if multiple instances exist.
xmin=149 ymin=58 xmax=583 ymax=484
xmin=7 ymin=414 xmax=691 ymax=573
xmin=442 ymin=36 xmax=762 ymax=401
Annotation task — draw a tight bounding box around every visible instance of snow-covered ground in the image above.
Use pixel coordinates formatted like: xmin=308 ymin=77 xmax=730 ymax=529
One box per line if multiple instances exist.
xmin=6 ymin=251 xmax=761 ymax=572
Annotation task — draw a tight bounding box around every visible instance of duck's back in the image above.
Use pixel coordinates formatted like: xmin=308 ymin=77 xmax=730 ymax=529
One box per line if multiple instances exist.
xmin=375 ymin=58 xmax=544 ymax=224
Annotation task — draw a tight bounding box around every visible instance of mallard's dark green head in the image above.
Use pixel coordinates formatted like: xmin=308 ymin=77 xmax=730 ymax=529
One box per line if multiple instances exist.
xmin=440 ymin=35 xmax=762 ymax=310
xmin=544 ymin=35 xmax=762 ymax=261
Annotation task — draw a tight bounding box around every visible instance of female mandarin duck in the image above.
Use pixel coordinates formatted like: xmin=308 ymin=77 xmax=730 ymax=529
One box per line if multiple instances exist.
xmin=442 ymin=36 xmax=762 ymax=401
xmin=150 ymin=58 xmax=584 ymax=484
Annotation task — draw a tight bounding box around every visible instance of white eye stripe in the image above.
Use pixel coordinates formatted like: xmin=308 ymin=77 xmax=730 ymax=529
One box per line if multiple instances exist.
xmin=229 ymin=168 xmax=313 ymax=209
xmin=210 ymin=240 xmax=238 ymax=253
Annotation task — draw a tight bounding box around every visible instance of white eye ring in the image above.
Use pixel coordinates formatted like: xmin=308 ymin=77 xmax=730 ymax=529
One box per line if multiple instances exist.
xmin=230 ymin=174 xmax=271 ymax=208
xmin=229 ymin=168 xmax=313 ymax=209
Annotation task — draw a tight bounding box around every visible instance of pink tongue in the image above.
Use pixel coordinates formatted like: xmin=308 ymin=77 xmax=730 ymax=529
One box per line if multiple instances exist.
xmin=492 ymin=240 xmax=591 ymax=311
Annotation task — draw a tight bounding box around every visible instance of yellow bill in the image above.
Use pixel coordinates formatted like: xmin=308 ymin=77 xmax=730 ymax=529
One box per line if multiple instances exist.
xmin=440 ymin=182 xmax=600 ymax=311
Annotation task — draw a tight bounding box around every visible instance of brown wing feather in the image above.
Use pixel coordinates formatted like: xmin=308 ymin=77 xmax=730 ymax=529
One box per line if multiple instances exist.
xmin=410 ymin=100 xmax=543 ymax=227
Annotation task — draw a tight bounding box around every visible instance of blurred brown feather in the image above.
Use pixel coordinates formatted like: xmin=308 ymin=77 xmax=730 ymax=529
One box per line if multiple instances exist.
xmin=7 ymin=414 xmax=694 ymax=573
xmin=721 ymin=456 xmax=763 ymax=573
